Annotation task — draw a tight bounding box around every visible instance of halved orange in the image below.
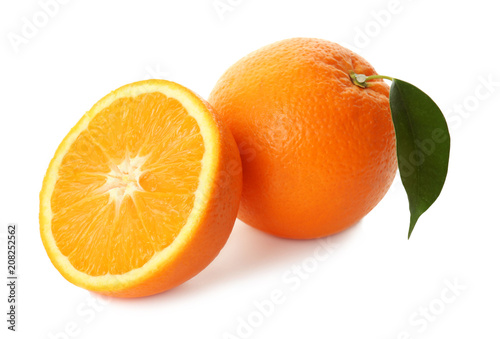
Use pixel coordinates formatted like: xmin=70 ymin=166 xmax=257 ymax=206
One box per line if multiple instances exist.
xmin=40 ymin=80 xmax=242 ymax=298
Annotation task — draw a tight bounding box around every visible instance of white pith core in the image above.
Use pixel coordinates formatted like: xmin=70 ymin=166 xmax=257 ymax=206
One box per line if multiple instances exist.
xmin=101 ymin=154 xmax=149 ymax=208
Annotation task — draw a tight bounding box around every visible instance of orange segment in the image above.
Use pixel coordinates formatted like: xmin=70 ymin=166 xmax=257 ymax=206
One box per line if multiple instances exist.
xmin=40 ymin=80 xmax=242 ymax=297
xmin=52 ymin=194 xmax=116 ymax=275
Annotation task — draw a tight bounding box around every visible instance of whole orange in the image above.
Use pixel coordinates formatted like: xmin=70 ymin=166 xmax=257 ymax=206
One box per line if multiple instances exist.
xmin=209 ymin=37 xmax=397 ymax=239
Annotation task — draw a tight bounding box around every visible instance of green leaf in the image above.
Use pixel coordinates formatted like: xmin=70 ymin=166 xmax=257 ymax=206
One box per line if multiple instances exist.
xmin=389 ymin=79 xmax=450 ymax=238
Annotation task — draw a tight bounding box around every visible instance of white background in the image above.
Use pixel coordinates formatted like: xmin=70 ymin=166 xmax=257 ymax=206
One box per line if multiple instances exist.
xmin=1 ymin=0 xmax=499 ymax=338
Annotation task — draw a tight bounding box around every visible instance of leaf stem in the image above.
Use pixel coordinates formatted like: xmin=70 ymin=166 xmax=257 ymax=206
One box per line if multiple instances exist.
xmin=365 ymin=74 xmax=394 ymax=82
xmin=349 ymin=71 xmax=394 ymax=88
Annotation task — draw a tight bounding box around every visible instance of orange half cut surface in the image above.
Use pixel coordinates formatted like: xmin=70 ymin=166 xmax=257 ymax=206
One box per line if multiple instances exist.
xmin=40 ymin=80 xmax=242 ymax=297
